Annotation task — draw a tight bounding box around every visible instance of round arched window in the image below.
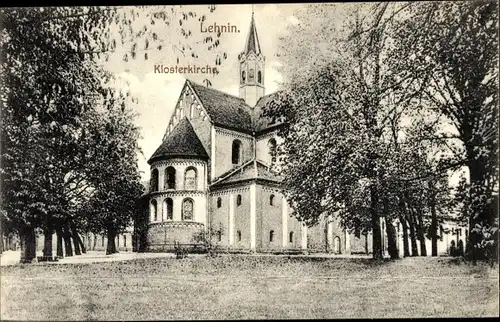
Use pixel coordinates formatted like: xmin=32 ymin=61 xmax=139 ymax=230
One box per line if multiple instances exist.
xmin=182 ymin=198 xmax=194 ymax=221
xmin=249 ymin=69 xmax=254 ymax=81
xmin=232 ymin=140 xmax=242 ymax=165
xmin=241 ymin=71 xmax=246 ymax=83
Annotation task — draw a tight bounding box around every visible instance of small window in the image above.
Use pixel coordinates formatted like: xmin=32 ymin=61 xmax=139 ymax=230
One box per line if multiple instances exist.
xmin=102 ymin=236 xmax=104 ymax=247
xmin=184 ymin=167 xmax=197 ymax=190
xmin=249 ymin=68 xmax=254 ymax=81
xmin=270 ymin=194 xmax=275 ymax=206
xmin=182 ymin=198 xmax=194 ymax=221
xmin=164 ymin=198 xmax=173 ymax=220
xmin=217 ymin=230 xmax=222 ymax=242
xmin=289 ymin=231 xmax=294 ymax=243
xmin=150 ymin=169 xmax=159 ymax=192
xmin=241 ymin=71 xmax=246 ymax=83
xmin=237 ymin=194 xmax=242 ymax=206
xmin=269 ymin=230 xmax=274 ymax=242
xmin=117 ymin=236 xmax=120 ymax=247
xmin=217 ymin=197 xmax=222 ymax=208
xmin=124 ymin=235 xmax=127 ymax=248
xmin=165 ymin=166 xmax=176 ymax=190
xmin=151 ymin=199 xmax=158 ymax=222
xmin=232 ymin=140 xmax=242 ymax=165
xmin=237 ymin=230 xmax=242 ymax=242
xmin=257 ymin=70 xmax=262 ymax=84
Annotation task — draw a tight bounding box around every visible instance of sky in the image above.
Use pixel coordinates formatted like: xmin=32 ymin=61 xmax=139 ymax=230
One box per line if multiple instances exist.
xmin=101 ymin=4 xmax=304 ymax=180
xmin=99 ymin=3 xmax=467 ymax=187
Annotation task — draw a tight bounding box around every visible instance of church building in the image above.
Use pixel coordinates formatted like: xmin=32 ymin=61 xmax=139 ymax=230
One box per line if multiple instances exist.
xmin=143 ymin=13 xmax=465 ymax=255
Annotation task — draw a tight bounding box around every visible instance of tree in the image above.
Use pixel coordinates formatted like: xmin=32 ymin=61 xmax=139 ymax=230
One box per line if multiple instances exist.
xmin=1 ymin=5 xmax=227 ymax=262
xmin=393 ymin=1 xmax=499 ymax=260
xmin=81 ymin=97 xmax=144 ymax=255
xmin=266 ymin=3 xmax=420 ymax=260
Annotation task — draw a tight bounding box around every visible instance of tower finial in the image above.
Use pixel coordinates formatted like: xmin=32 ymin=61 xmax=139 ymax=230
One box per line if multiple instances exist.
xmin=252 ymin=4 xmax=254 ymax=15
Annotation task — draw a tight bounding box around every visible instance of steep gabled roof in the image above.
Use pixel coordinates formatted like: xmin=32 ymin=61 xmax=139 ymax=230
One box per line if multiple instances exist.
xmin=244 ymin=13 xmax=262 ymax=55
xmin=148 ymin=117 xmax=208 ymax=164
xmin=188 ymin=80 xmax=254 ymax=132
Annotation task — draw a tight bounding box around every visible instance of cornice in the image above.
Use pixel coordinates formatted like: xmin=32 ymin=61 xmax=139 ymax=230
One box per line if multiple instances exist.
xmin=150 ymin=159 xmax=207 ymax=168
xmin=214 ymin=126 xmax=254 ymax=140
xmin=149 ymin=190 xmax=207 ymax=198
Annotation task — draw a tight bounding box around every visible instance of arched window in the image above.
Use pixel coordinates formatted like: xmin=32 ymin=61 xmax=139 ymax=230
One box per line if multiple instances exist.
xmin=333 ymin=236 xmax=341 ymax=254
xmin=232 ymin=140 xmax=242 ymax=165
xmin=150 ymin=169 xmax=159 ymax=192
xmin=124 ymin=235 xmax=127 ymax=248
xmin=269 ymin=230 xmax=274 ymax=242
xmin=237 ymin=230 xmax=242 ymax=242
xmin=165 ymin=167 xmax=176 ymax=190
xmin=217 ymin=197 xmax=222 ymax=208
xmin=236 ymin=194 xmax=242 ymax=206
xmin=190 ymin=104 xmax=195 ymax=119
xmin=150 ymin=199 xmax=157 ymax=222
xmin=270 ymin=194 xmax=275 ymax=206
xmin=182 ymin=198 xmax=194 ymax=221
xmin=289 ymin=231 xmax=294 ymax=243
xmin=249 ymin=68 xmax=254 ymax=81
xmin=217 ymin=230 xmax=222 ymax=242
xmin=268 ymin=138 xmax=277 ymax=165
xmin=102 ymin=235 xmax=105 ymax=247
xmin=257 ymin=70 xmax=262 ymax=83
xmin=184 ymin=167 xmax=197 ymax=190
xmin=241 ymin=71 xmax=246 ymax=83
xmin=163 ymin=198 xmax=173 ymax=220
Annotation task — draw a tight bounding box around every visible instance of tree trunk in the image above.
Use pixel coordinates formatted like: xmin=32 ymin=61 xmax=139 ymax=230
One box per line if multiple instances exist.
xmin=466 ymin=158 xmax=490 ymax=262
xmin=0 ymin=218 xmax=4 ymax=255
xmin=399 ymin=215 xmax=410 ymax=257
xmin=63 ymin=223 xmax=73 ymax=257
xmin=416 ymin=209 xmax=427 ymax=257
xmin=385 ymin=218 xmax=399 ymax=259
xmin=20 ymin=226 xmax=36 ymax=263
xmin=430 ymin=194 xmax=438 ymax=257
xmin=370 ymin=185 xmax=383 ymax=260
xmin=78 ymin=234 xmax=87 ymax=253
xmin=407 ymin=212 xmax=419 ymax=256
xmin=70 ymin=224 xmax=82 ymax=256
xmin=43 ymin=227 xmax=53 ymax=258
xmin=55 ymin=224 xmax=64 ymax=258
xmin=106 ymin=228 xmax=118 ymax=255
xmin=93 ymin=235 xmax=97 ymax=251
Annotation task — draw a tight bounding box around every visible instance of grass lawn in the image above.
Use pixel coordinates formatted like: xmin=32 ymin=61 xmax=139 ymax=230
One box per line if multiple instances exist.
xmin=1 ymin=255 xmax=498 ymax=320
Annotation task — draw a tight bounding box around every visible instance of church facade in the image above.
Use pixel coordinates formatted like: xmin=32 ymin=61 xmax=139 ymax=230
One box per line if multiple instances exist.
xmin=143 ymin=13 xmax=465 ymax=255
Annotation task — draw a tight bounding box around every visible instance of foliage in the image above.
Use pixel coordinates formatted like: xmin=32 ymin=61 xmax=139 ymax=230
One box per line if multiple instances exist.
xmin=192 ymin=223 xmax=225 ymax=257
xmin=0 ymin=5 xmax=226 ymax=260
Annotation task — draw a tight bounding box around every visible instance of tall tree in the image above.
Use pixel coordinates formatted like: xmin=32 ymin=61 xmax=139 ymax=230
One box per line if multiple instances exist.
xmin=393 ymin=1 xmax=499 ymax=259
xmin=1 ymin=5 xmax=226 ymax=262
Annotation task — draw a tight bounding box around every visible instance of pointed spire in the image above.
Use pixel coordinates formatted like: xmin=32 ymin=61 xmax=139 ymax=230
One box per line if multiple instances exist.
xmin=244 ymin=10 xmax=261 ymax=55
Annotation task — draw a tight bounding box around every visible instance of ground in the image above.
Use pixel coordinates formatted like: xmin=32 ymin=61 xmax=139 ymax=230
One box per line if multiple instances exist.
xmin=1 ymin=252 xmax=498 ymax=320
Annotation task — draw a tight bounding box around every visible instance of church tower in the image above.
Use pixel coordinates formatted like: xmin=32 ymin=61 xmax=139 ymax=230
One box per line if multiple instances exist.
xmin=239 ymin=12 xmax=265 ymax=107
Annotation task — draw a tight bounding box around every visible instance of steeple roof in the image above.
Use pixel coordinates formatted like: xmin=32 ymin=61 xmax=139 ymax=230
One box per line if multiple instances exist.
xmin=244 ymin=12 xmax=262 ymax=55
xmin=148 ymin=117 xmax=208 ymax=164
